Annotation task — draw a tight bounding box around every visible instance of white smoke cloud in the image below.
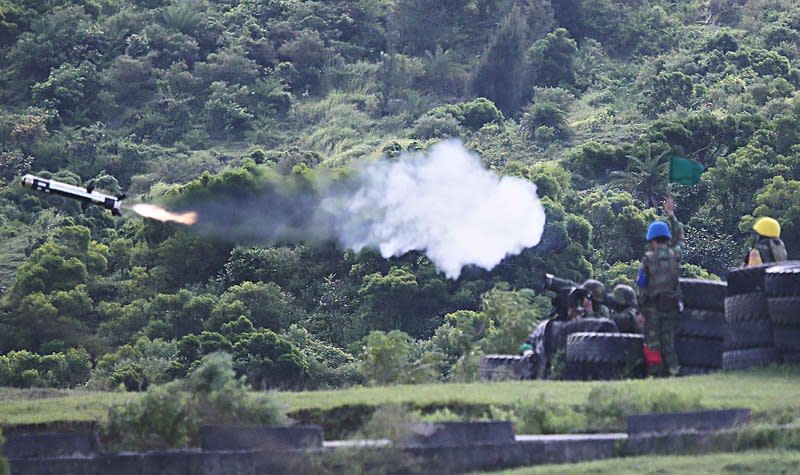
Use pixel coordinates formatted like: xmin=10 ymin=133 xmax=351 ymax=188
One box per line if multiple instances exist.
xmin=327 ymin=140 xmax=547 ymax=278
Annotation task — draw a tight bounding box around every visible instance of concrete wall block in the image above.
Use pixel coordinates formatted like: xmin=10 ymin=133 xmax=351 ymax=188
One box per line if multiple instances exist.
xmin=4 ymin=431 xmax=99 ymax=459
xmin=404 ymin=421 xmax=515 ymax=447
xmin=627 ymin=408 xmax=751 ymax=435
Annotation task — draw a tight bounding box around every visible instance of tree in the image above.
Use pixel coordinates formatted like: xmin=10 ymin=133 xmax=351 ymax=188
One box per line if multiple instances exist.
xmin=31 ymin=61 xmax=100 ymax=123
xmin=519 ymin=102 xmax=572 ymax=143
xmin=276 ymin=30 xmax=331 ymax=94
xmin=480 ymin=287 xmax=548 ymax=354
xmin=419 ymin=46 xmax=466 ymax=98
xmin=210 ymin=281 xmax=297 ymax=332
xmin=611 ymin=150 xmax=670 ymax=209
xmin=577 ymin=190 xmax=657 ymax=264
xmin=471 ymin=6 xmax=530 ymax=115
xmin=232 ymin=329 xmax=308 ymax=389
xmin=361 ymin=330 xmax=412 ymax=385
xmin=7 ymin=5 xmax=100 ymax=84
xmin=642 ymin=71 xmax=694 ymax=115
xmin=528 ymin=28 xmax=578 ymax=88
xmin=103 ymin=55 xmax=157 ymax=107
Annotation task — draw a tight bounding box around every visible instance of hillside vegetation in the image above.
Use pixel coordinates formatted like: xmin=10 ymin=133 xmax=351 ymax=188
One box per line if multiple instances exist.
xmin=1 ymin=0 xmax=800 ymax=390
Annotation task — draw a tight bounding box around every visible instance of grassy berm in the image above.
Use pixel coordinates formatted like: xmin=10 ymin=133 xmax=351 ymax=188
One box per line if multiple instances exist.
xmin=2 ymin=367 xmax=799 ymax=436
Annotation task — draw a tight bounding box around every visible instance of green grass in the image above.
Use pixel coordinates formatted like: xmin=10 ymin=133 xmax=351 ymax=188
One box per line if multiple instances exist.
xmin=0 ymin=388 xmax=132 ymax=426
xmin=479 ymin=450 xmax=800 ymax=474
xmin=278 ymin=367 xmax=800 ymax=416
xmin=2 ymin=367 xmax=799 ymax=427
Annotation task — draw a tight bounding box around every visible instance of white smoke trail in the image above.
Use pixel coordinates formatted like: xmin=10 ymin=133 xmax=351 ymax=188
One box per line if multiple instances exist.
xmin=327 ymin=140 xmax=546 ymax=278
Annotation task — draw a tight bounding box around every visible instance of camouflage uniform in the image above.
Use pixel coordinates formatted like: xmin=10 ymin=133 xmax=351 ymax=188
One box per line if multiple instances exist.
xmin=586 ymin=304 xmax=610 ymax=320
xmin=611 ymin=306 xmax=640 ymax=334
xmin=637 ymin=216 xmax=684 ymax=377
xmin=582 ymin=280 xmax=610 ymax=320
xmin=608 ymin=285 xmax=641 ymax=334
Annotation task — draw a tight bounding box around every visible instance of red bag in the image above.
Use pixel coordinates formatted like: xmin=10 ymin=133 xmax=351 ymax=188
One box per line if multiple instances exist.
xmin=643 ymin=344 xmax=662 ymax=369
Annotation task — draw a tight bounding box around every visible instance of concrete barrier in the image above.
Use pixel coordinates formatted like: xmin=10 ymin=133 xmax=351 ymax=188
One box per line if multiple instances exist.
xmin=7 ymin=412 xmax=783 ymax=475
xmin=405 ymin=421 xmax=515 ymax=447
xmin=200 ymin=424 xmax=323 ymax=451
xmin=627 ymin=408 xmax=751 ymax=434
xmin=4 ymin=431 xmax=99 ymax=459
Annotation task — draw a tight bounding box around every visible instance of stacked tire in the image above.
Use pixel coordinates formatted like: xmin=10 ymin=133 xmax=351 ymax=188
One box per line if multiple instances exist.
xmin=722 ymin=265 xmax=778 ymax=370
xmin=479 ymin=354 xmax=523 ymax=380
xmin=676 ymin=278 xmax=727 ymax=375
xmin=765 ymin=262 xmax=800 ymax=364
xmin=565 ymin=332 xmax=645 ymax=380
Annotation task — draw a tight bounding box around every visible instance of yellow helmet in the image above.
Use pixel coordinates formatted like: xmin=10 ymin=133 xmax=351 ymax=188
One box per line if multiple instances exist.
xmin=753 ymin=217 xmax=781 ymax=238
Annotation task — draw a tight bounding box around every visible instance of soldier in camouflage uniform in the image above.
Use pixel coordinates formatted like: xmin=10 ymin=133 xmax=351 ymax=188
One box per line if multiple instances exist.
xmin=607 ymin=284 xmax=641 ymax=334
xmin=636 ymin=198 xmax=684 ymax=377
xmin=582 ymin=279 xmax=610 ymax=319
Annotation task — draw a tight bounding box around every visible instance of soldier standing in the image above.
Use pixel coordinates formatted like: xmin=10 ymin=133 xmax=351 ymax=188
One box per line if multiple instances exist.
xmin=635 ymin=197 xmax=684 ymax=377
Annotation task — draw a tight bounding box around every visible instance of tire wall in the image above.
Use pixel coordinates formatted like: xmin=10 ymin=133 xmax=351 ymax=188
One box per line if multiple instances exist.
xmin=765 ymin=263 xmax=800 ymax=364
xmin=676 ymin=279 xmax=727 ymax=373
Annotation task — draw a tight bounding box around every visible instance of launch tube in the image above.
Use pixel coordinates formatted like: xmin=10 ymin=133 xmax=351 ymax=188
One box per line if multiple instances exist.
xmin=21 ymin=173 xmax=123 ymax=215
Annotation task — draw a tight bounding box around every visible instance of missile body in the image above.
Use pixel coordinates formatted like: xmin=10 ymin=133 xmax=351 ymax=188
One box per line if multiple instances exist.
xmin=21 ymin=174 xmax=123 ymax=215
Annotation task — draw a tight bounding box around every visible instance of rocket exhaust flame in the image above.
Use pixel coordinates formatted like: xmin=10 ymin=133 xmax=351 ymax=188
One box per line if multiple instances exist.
xmin=130 ymin=204 xmax=198 ymax=225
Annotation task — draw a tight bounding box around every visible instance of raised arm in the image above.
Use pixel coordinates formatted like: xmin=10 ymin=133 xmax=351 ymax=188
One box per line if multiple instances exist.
xmin=664 ymin=197 xmax=685 ymax=253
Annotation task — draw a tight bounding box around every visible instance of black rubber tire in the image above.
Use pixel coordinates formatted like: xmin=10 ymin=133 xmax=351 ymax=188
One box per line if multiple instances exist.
xmin=674 ymin=337 xmax=723 ymax=368
xmin=722 ymin=348 xmax=778 ymax=370
xmin=725 ymin=319 xmax=773 ymax=351
xmin=726 ymin=265 xmax=771 ymax=296
xmin=678 ymin=365 xmax=717 ymax=376
xmin=563 ymin=361 xmax=585 ymax=381
xmin=680 ymin=278 xmax=727 ymax=311
xmin=570 ymin=360 xmax=645 ymax=381
xmin=566 ymin=332 xmax=644 ymax=363
xmin=479 ymin=355 xmax=523 ymax=381
xmin=675 ymin=309 xmax=725 ymax=339
xmin=764 ymin=262 xmax=800 ymax=297
xmin=767 ymin=297 xmax=800 ymax=325
xmin=566 ymin=332 xmax=645 ymax=380
xmin=773 ymin=325 xmax=800 ymax=353
xmin=725 ymin=293 xmax=769 ymax=322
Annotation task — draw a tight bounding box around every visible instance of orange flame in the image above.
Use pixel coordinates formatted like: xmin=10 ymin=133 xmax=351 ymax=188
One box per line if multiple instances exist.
xmin=131 ymin=204 xmax=198 ymax=225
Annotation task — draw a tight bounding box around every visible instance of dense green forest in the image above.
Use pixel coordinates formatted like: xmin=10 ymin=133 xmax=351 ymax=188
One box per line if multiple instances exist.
xmin=1 ymin=0 xmax=799 ymax=391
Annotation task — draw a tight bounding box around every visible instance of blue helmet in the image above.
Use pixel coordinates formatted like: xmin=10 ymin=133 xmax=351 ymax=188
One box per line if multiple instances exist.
xmin=646 ymin=221 xmax=671 ymax=241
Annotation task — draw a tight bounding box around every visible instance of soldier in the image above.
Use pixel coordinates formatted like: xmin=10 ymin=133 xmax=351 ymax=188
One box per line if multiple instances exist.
xmin=635 ymin=197 xmax=684 ymax=377
xmin=582 ymin=279 xmax=610 ymax=319
xmin=745 ymin=217 xmax=788 ymax=266
xmin=607 ymin=284 xmax=641 ymax=334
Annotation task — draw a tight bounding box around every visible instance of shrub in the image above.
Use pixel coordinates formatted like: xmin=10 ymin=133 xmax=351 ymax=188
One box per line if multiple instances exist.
xmin=283 ymin=325 xmax=365 ymax=389
xmin=89 ymin=337 xmax=177 ymax=391
xmin=412 ymin=111 xmax=462 ymax=139
xmin=103 ymin=352 xmax=286 ymax=450
xmin=459 ymin=98 xmax=503 ymax=130
xmin=583 ymin=385 xmax=703 ymax=432
xmin=0 ymin=348 xmax=91 ymax=388
xmin=514 ymin=395 xmax=585 ymax=434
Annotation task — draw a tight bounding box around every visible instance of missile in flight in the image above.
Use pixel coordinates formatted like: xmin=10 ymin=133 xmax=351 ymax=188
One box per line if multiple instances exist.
xmin=21 ymin=173 xmax=124 ymax=215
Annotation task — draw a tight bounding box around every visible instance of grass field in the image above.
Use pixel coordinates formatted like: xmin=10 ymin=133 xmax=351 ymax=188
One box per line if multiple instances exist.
xmin=2 ymin=367 xmax=799 ymax=428
xmin=0 ymin=367 xmax=800 ymax=425
xmin=480 ymin=450 xmax=800 ymax=474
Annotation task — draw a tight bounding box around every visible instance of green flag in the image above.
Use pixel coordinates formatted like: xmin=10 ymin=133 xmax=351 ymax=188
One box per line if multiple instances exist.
xmin=669 ymin=156 xmax=704 ymax=185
